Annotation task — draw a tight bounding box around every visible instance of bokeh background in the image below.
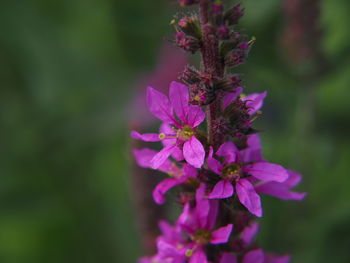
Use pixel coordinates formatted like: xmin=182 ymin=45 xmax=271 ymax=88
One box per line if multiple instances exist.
xmin=1 ymin=0 xmax=350 ymax=262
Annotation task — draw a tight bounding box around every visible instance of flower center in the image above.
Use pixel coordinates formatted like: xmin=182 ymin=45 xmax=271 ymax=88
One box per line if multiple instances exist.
xmin=193 ymin=229 xmax=212 ymax=244
xmin=222 ymin=164 xmax=241 ymax=181
xmin=177 ymin=125 xmax=194 ymax=141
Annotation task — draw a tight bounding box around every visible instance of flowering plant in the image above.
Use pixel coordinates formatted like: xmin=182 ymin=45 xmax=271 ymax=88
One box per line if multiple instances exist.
xmin=131 ymin=1 xmax=306 ymax=262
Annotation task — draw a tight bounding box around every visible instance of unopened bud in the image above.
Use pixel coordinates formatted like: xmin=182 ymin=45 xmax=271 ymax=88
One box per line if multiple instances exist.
xmin=224 ymin=4 xmax=245 ymax=26
xmin=178 ymin=16 xmax=201 ymax=38
xmin=215 ymin=74 xmax=242 ymax=92
xmin=217 ymin=25 xmax=230 ymax=39
xmin=238 ymin=37 xmax=255 ymax=51
xmin=219 ymin=31 xmax=243 ymax=57
xmin=189 ymin=84 xmax=216 ymax=106
xmin=179 ymin=65 xmax=201 ymax=85
xmin=175 ymin=32 xmax=200 ymax=53
xmin=230 ymin=74 xmax=242 ymax=87
xmin=225 ymin=49 xmax=246 ymax=67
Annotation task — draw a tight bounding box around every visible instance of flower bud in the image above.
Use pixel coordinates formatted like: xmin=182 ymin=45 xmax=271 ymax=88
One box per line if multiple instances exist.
xmin=217 ymin=25 xmax=230 ymax=40
xmin=230 ymin=74 xmax=242 ymax=87
xmin=239 ymin=37 xmax=255 ymax=51
xmin=224 ymin=3 xmax=245 ymax=26
xmin=232 ymin=132 xmax=248 ymax=150
xmin=175 ymin=32 xmax=201 ymax=53
xmin=215 ymin=74 xmax=242 ymax=92
xmin=219 ymin=31 xmax=243 ymax=57
xmin=225 ymin=49 xmax=246 ymax=67
xmin=177 ymin=16 xmax=201 ymax=39
xmin=179 ymin=65 xmax=202 ymax=85
xmin=189 ymin=84 xmax=216 ymax=106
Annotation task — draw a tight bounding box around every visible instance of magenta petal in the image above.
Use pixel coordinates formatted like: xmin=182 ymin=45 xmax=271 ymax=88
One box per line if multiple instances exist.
xmin=183 ymin=136 xmax=205 ymax=168
xmin=206 ymin=200 xmax=219 ymax=230
xmin=189 ymin=248 xmax=208 ymax=263
xmin=159 ymin=122 xmax=174 ymax=133
xmin=159 ymin=220 xmax=174 ymax=238
xmin=147 ymin=87 xmax=176 ymax=124
xmin=160 ymin=123 xmax=177 ymax=145
xmin=247 ymin=134 xmax=262 ymax=150
xmin=158 ymin=220 xmax=183 ymax=244
xmin=160 ymin=124 xmax=184 ymax=161
xmin=243 ymin=91 xmax=267 ymax=115
xmin=153 ymin=178 xmax=180 ymax=204
xmin=171 ymin=147 xmax=185 ymax=162
xmin=207 ymin=147 xmax=223 ymax=175
xmin=133 ymin=148 xmax=175 ymax=173
xmin=220 ymin=253 xmax=238 ymax=263
xmin=285 ymin=169 xmax=302 ymax=187
xmin=242 ymin=249 xmax=265 ymax=263
xmin=169 ymin=81 xmax=189 ymax=123
xmin=186 ymin=105 xmax=205 ymax=127
xmin=183 ymin=164 xmax=197 ymax=178
xmin=157 ymin=239 xmax=182 ymax=258
xmin=223 ymin=87 xmax=243 ymax=108
xmin=195 ymin=183 xmax=210 ymax=229
xmin=241 ymin=134 xmax=263 ymax=163
xmin=159 ymin=123 xmax=183 ymax=161
xmin=255 ymin=181 xmax=306 ymax=200
xmin=131 ymin=131 xmax=161 ymax=142
xmin=133 ymin=148 xmax=157 ymax=168
xmin=159 ymin=160 xmax=180 ymax=175
xmin=210 ymin=224 xmax=233 ymax=244
xmin=240 ymin=222 xmax=259 ymax=245
xmin=216 ymin=141 xmax=238 ymax=164
xmin=178 ymin=202 xmax=191 ymax=227
xmin=208 ymin=180 xmax=234 ymax=199
xmin=151 ymin=143 xmax=177 ymax=169
xmin=245 ymin=162 xmax=289 ymax=182
xmin=236 ymin=179 xmax=262 ymax=217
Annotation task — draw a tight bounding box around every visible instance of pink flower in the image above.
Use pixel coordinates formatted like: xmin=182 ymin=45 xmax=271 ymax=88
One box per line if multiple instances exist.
xmin=178 ymin=184 xmax=233 ymax=263
xmin=131 ymin=81 xmax=206 ymax=169
xmin=240 ymin=135 xmax=306 ymax=201
xmin=207 ymin=140 xmax=289 ymax=217
xmin=255 ymin=169 xmax=306 ymax=201
xmin=240 ymin=221 xmax=260 ymax=246
xmin=133 ymin=148 xmax=197 ymax=204
xmin=139 ymin=220 xmax=188 ymax=263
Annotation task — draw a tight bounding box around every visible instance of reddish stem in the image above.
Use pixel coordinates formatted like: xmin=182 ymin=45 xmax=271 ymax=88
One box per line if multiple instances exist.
xmin=199 ymin=0 xmax=224 ymax=149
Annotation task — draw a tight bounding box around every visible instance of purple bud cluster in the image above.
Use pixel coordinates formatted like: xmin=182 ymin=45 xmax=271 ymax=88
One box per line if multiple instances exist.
xmin=131 ymin=1 xmax=306 ymax=262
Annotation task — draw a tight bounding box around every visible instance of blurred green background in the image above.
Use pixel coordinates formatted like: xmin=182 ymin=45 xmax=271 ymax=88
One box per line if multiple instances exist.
xmin=1 ymin=0 xmax=349 ymax=262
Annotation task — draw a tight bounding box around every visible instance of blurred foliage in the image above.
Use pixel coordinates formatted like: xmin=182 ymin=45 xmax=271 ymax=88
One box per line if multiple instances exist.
xmin=0 ymin=0 xmax=349 ymax=263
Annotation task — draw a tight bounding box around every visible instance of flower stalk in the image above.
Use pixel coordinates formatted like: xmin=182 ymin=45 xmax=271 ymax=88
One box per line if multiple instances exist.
xmin=199 ymin=0 xmax=224 ymax=148
xmin=131 ymin=1 xmax=306 ymax=262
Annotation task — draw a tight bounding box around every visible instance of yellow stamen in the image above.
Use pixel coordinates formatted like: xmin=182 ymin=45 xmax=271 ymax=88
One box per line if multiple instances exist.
xmin=185 ymin=249 xmax=193 ymax=257
xmin=177 ymin=125 xmax=194 ymax=141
